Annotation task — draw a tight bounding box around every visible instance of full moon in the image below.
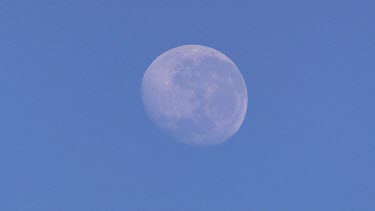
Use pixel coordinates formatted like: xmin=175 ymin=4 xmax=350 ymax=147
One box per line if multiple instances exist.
xmin=142 ymin=45 xmax=248 ymax=146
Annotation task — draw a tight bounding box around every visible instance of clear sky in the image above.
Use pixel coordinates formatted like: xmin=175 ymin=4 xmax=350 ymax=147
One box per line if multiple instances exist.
xmin=1 ymin=0 xmax=374 ymax=210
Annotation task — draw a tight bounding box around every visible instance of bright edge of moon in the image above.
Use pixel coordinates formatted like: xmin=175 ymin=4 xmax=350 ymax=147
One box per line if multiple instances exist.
xmin=142 ymin=44 xmax=248 ymax=146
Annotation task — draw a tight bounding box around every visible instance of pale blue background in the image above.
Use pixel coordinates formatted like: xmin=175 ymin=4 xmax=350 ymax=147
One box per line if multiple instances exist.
xmin=1 ymin=0 xmax=374 ymax=210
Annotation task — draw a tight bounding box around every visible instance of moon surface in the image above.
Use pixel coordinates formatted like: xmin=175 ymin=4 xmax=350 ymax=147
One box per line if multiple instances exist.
xmin=142 ymin=45 xmax=248 ymax=146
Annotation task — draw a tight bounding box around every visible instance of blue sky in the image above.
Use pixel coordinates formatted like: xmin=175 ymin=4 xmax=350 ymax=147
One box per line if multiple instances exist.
xmin=1 ymin=0 xmax=374 ymax=210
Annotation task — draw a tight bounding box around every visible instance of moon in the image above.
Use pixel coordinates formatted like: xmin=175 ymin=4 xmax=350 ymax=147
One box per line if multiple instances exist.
xmin=141 ymin=45 xmax=248 ymax=146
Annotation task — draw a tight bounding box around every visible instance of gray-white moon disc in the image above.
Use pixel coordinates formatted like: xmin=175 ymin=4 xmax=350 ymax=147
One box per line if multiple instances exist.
xmin=142 ymin=45 xmax=248 ymax=146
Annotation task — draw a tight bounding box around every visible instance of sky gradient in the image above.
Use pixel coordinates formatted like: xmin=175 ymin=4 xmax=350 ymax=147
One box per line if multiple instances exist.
xmin=1 ymin=0 xmax=374 ymax=210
